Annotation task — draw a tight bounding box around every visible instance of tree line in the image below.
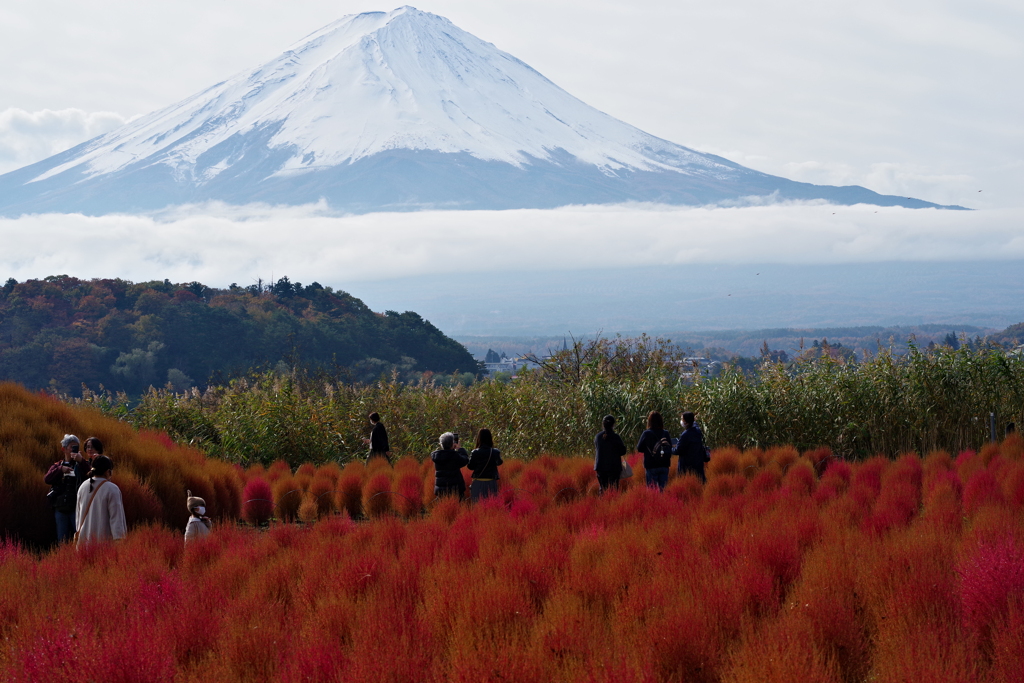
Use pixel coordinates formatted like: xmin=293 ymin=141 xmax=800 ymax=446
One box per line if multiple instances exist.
xmin=0 ymin=275 xmax=478 ymax=394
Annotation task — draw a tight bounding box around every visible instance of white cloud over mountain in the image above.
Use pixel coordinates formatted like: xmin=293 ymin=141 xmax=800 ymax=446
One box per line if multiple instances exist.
xmin=1 ymin=203 xmax=1021 ymax=287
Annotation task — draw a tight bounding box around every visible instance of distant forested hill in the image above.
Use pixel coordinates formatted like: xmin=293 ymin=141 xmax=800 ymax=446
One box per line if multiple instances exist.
xmin=0 ymin=276 xmax=478 ymax=393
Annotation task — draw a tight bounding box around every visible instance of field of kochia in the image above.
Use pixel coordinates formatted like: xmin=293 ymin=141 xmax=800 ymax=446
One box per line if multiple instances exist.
xmin=2 ymin=384 xmax=1024 ymax=681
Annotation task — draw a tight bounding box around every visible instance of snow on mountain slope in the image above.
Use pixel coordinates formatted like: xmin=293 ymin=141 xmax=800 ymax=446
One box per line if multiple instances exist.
xmin=0 ymin=6 xmax=961 ymax=214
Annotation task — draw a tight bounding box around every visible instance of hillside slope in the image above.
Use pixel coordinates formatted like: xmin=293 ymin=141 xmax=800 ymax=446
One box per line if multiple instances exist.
xmin=0 ymin=275 xmax=477 ymax=393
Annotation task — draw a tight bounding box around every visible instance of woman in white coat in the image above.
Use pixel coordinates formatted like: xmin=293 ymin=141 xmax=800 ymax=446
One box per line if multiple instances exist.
xmin=75 ymin=455 xmax=126 ymax=547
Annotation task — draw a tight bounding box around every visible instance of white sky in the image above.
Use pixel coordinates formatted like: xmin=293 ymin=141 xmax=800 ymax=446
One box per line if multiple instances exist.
xmin=1 ymin=0 xmax=1021 ymax=210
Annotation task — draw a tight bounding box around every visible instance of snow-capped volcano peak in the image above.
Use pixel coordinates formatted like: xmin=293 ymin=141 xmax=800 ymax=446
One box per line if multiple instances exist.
xmin=34 ymin=5 xmax=714 ymax=184
xmin=0 ymin=7 xmax=959 ymax=213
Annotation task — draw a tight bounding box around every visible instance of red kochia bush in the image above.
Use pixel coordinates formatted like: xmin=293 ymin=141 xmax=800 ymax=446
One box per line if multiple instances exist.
xmin=2 ymin=443 xmax=1024 ymax=682
xmin=242 ymin=477 xmax=274 ymax=525
xmin=363 ymin=473 xmax=392 ymax=518
xmin=957 ymin=535 xmax=1024 ymax=641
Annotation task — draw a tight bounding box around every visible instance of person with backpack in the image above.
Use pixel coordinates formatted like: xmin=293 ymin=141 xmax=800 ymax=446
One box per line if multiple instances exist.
xmin=43 ymin=434 xmax=90 ymax=543
xmin=468 ymin=428 xmax=503 ymax=502
xmin=431 ymin=432 xmax=469 ymax=500
xmin=637 ymin=411 xmax=673 ymax=491
xmin=75 ymin=455 xmax=127 ymax=547
xmin=594 ymin=415 xmax=627 ymax=493
xmin=674 ymin=411 xmax=710 ymax=484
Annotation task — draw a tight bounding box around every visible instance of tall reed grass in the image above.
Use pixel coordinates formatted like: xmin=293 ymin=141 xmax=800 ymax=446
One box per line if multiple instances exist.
xmin=71 ymin=341 xmax=1024 ymax=466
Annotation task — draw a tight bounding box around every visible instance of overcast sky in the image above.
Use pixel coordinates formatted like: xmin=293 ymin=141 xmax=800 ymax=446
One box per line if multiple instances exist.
xmin=1 ymin=0 xmax=1021 ymax=210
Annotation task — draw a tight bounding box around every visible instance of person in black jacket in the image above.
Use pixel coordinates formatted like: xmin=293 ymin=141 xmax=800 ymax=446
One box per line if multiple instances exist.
xmin=431 ymin=432 xmax=469 ymax=500
xmin=674 ymin=411 xmax=710 ymax=483
xmin=43 ymin=434 xmax=90 ymax=543
xmin=594 ymin=415 xmax=627 ymax=493
xmin=637 ymin=411 xmax=673 ymax=491
xmin=468 ymin=428 xmax=503 ymax=502
xmin=363 ymin=412 xmax=391 ymax=464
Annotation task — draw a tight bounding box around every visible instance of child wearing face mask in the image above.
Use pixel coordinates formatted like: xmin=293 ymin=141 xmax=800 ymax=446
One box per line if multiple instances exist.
xmin=184 ymin=490 xmax=212 ymax=544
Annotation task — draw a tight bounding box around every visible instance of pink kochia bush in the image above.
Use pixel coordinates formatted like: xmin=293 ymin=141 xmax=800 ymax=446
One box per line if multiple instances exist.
xmin=3 ymin=438 xmax=1024 ymax=682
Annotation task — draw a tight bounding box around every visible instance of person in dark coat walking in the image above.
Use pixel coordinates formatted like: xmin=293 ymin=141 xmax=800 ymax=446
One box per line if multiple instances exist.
xmin=363 ymin=412 xmax=391 ymax=464
xmin=431 ymin=432 xmax=469 ymax=500
xmin=594 ymin=415 xmax=627 ymax=493
xmin=674 ymin=411 xmax=710 ymax=483
xmin=637 ymin=411 xmax=673 ymax=491
xmin=43 ymin=434 xmax=91 ymax=543
xmin=468 ymin=428 xmax=503 ymax=502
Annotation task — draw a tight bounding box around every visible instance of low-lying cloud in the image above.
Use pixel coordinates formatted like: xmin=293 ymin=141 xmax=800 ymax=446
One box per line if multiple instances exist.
xmin=1 ymin=202 xmax=1022 ymax=287
xmin=0 ymin=108 xmax=129 ymax=174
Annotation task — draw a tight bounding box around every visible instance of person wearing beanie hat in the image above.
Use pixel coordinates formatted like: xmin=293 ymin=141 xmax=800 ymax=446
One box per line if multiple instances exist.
xmin=184 ymin=490 xmax=212 ymax=545
xmin=74 ymin=455 xmax=126 ymax=547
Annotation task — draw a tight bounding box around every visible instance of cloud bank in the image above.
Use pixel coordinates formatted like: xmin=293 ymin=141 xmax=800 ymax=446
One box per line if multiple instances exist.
xmin=1 ymin=203 xmax=1022 ymax=288
xmin=0 ymin=108 xmax=129 ymax=174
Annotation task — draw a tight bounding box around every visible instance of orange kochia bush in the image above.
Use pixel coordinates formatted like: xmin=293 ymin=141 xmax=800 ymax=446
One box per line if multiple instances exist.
xmin=0 ymin=382 xmax=243 ymax=545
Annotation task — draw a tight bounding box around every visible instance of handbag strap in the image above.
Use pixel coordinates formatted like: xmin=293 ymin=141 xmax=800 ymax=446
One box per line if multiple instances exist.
xmin=78 ymin=479 xmax=109 ymax=531
xmin=476 ymin=448 xmax=495 ymax=479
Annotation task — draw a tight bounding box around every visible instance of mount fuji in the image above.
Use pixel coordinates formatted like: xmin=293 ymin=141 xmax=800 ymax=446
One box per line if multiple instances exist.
xmin=0 ymin=6 xmax=963 ymax=215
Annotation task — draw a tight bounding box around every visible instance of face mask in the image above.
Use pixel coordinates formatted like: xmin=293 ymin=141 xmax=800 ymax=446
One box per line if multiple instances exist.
xmin=194 ymin=506 xmax=206 ymax=516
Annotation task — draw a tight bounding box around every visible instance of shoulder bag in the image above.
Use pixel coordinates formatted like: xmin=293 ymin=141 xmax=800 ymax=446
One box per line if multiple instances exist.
xmin=621 ymin=458 xmax=634 ymax=478
xmin=73 ymin=479 xmax=109 ymax=544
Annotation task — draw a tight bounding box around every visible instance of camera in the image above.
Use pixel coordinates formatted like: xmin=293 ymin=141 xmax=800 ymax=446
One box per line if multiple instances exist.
xmin=70 ymin=444 xmax=79 ymax=453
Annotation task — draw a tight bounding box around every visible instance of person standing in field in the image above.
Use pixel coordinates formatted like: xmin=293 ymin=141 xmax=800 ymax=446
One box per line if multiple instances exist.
xmin=83 ymin=436 xmax=104 ymax=461
xmin=468 ymin=428 xmax=503 ymax=502
xmin=637 ymin=411 xmax=673 ymax=491
xmin=43 ymin=434 xmax=90 ymax=543
xmin=75 ymin=455 xmax=126 ymax=547
xmin=594 ymin=415 xmax=627 ymax=493
xmin=363 ymin=412 xmax=391 ymax=464
xmin=674 ymin=411 xmax=710 ymax=484
xmin=184 ymin=490 xmax=212 ymax=545
xmin=431 ymin=432 xmax=469 ymax=500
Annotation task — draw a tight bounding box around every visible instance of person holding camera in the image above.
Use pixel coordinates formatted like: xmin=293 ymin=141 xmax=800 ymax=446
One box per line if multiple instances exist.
xmin=674 ymin=411 xmax=710 ymax=484
xmin=431 ymin=432 xmax=469 ymax=500
xmin=43 ymin=434 xmax=91 ymax=543
xmin=637 ymin=411 xmax=673 ymax=491
xmin=75 ymin=455 xmax=126 ymax=547
xmin=468 ymin=429 xmax=503 ymax=502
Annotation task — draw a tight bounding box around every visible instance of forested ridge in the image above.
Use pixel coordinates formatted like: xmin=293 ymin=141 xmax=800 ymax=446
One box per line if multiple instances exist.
xmin=0 ymin=275 xmax=477 ymax=393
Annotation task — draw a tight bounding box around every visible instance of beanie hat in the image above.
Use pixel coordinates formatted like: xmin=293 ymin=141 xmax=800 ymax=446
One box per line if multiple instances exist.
xmin=186 ymin=490 xmax=206 ymax=513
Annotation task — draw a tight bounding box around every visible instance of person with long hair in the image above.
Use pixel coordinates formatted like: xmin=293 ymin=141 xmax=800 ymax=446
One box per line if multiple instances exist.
xmin=468 ymin=428 xmax=503 ymax=502
xmin=74 ymin=455 xmax=126 ymax=547
xmin=637 ymin=411 xmax=672 ymax=491
xmin=431 ymin=432 xmax=469 ymax=500
xmin=594 ymin=415 xmax=627 ymax=493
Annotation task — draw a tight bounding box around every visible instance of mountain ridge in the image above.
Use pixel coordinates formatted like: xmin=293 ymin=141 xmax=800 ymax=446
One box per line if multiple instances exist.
xmin=0 ymin=6 xmax=966 ymax=215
